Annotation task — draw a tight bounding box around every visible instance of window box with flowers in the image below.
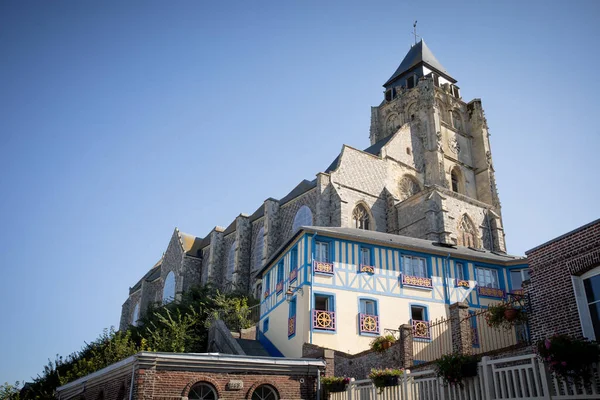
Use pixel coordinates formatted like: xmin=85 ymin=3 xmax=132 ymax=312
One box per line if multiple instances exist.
xmin=321 ymin=376 xmax=350 ymax=393
xmin=434 ymin=353 xmax=480 ymax=386
xmin=368 ymin=368 xmax=404 ymax=389
xmin=536 ymin=335 xmax=600 ymax=383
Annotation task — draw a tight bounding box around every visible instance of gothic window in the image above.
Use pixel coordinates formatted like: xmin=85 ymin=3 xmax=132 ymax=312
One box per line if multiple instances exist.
xmin=162 ymin=271 xmax=175 ymax=304
xmin=251 ymin=384 xmax=279 ymax=400
xmin=398 ymin=175 xmax=421 ymax=201
xmin=452 ymin=110 xmax=462 ymax=131
xmin=188 ymin=382 xmax=218 ymax=400
xmin=226 ymin=241 xmax=236 ymax=283
xmin=437 ymin=99 xmax=448 ymax=123
xmin=352 ymin=204 xmax=370 ymax=230
xmin=131 ymin=302 xmax=140 ymax=326
xmin=386 ymin=113 xmax=400 ymax=134
xmin=406 ymin=103 xmax=417 ymax=123
xmin=254 ymin=226 xmax=265 ymax=270
xmin=457 ymin=214 xmax=479 ymax=248
xmin=292 ymin=206 xmax=313 ymax=233
xmin=450 ymin=166 xmax=463 ymax=194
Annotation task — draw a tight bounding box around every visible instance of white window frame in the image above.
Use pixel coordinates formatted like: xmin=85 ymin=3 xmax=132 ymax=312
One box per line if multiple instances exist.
xmin=510 ymin=268 xmax=530 ymax=289
xmin=403 ymin=255 xmax=427 ymax=278
xmin=315 ymin=241 xmax=330 ymax=263
xmin=572 ymin=267 xmax=600 ymax=340
xmin=476 ymin=266 xmax=500 ymax=289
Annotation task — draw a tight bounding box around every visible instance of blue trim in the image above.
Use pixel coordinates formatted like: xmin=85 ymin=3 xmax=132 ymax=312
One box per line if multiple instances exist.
xmin=288 ymin=296 xmax=297 ymax=340
xmin=409 ymin=302 xmax=431 ymax=342
xmin=357 ymin=296 xmax=380 ymax=337
xmin=314 ymin=236 xmax=335 ymax=263
xmin=263 ymin=317 xmax=269 ymax=333
xmin=258 ymin=330 xmax=284 ymax=357
xmin=359 ymin=244 xmax=375 ymax=267
xmin=313 ymin=290 xmax=337 ymax=333
xmin=312 ymin=281 xmax=446 ymax=304
xmin=469 ymin=310 xmax=480 ymax=348
xmin=506 ymin=265 xmax=529 ymax=293
xmin=474 ymin=263 xmax=507 ymax=294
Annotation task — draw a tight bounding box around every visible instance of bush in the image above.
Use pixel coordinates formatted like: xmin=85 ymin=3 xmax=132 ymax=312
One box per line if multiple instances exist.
xmin=536 ymin=335 xmax=600 ymax=383
xmin=485 ymin=302 xmax=527 ymax=330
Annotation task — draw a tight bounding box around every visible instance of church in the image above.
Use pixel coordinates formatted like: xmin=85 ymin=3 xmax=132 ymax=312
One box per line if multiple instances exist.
xmin=120 ymin=39 xmax=512 ymax=331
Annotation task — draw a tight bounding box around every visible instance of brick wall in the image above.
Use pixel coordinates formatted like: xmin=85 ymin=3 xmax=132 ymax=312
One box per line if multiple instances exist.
xmin=526 ymin=219 xmax=600 ymax=342
xmin=136 ymin=369 xmax=316 ymax=400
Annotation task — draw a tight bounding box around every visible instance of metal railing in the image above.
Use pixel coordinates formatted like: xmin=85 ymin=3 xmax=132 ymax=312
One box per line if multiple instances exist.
xmin=410 ymin=316 xmax=453 ymax=364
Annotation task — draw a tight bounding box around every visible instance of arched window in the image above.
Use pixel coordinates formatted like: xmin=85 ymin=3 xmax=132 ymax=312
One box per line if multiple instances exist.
xmin=131 ymin=302 xmax=140 ymax=326
xmin=386 ymin=113 xmax=400 ymax=134
xmin=352 ymin=204 xmax=370 ymax=230
xmin=398 ymin=175 xmax=421 ymax=201
xmin=452 ymin=110 xmax=462 ymax=131
xmin=292 ymin=206 xmax=313 ymax=233
xmin=457 ymin=214 xmax=479 ymax=248
xmin=226 ymin=241 xmax=236 ymax=282
xmin=450 ymin=166 xmax=463 ymax=194
xmin=251 ymin=384 xmax=279 ymax=400
xmin=437 ymin=99 xmax=448 ymax=123
xmin=162 ymin=271 xmax=175 ymax=304
xmin=254 ymin=226 xmax=265 ymax=270
xmin=188 ymin=382 xmax=218 ymax=400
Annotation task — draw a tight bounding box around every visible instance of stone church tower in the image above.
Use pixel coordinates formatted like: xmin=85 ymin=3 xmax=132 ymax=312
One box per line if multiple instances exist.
xmin=367 ymin=39 xmax=505 ymax=251
xmin=120 ymin=39 xmax=507 ymax=329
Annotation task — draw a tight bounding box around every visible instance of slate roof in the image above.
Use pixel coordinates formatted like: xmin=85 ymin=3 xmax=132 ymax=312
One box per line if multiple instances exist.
xmin=325 ymin=135 xmax=394 ymax=173
xmin=384 ymin=39 xmax=456 ymax=87
xmin=249 ymin=204 xmax=265 ymax=222
xmin=179 ymin=231 xmax=204 ymax=256
xmin=129 ymin=259 xmax=163 ymax=294
xmin=257 ymin=226 xmax=525 ymax=277
xmin=280 ymin=179 xmax=317 ymax=205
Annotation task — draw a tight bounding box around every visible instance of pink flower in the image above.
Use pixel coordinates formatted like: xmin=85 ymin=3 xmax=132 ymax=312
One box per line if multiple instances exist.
xmin=545 ymin=339 xmax=551 ymax=349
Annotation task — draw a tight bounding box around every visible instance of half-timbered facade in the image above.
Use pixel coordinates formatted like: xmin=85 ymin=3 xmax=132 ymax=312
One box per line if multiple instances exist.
xmin=256 ymin=227 xmax=526 ymax=357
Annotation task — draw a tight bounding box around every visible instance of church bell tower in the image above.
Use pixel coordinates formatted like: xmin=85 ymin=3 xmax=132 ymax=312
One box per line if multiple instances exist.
xmin=370 ymin=40 xmax=506 ymax=252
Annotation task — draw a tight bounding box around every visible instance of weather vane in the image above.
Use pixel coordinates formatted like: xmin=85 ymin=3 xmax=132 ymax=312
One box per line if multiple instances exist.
xmin=412 ymin=20 xmax=420 ymax=44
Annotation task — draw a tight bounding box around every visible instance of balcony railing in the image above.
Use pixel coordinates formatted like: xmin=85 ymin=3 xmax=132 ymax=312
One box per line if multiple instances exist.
xmin=359 ymin=265 xmax=375 ymax=274
xmin=412 ymin=319 xmax=431 ymax=339
xmin=276 ymin=281 xmax=283 ymax=294
xmin=313 ymin=260 xmax=334 ymax=275
xmin=401 ymin=274 xmax=433 ymax=289
xmin=288 ymin=316 xmax=296 ymax=337
xmin=289 ymin=268 xmax=298 ymax=282
xmin=359 ymin=313 xmax=379 ymax=334
xmin=312 ymin=309 xmax=336 ymax=331
xmin=477 ymin=286 xmax=505 ymax=298
xmin=456 ymin=279 xmax=470 ymax=288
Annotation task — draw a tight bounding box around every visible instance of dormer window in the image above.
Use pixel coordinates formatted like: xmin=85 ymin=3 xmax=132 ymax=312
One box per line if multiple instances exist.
xmin=452 ymin=85 xmax=460 ymax=98
xmin=385 ymin=90 xmax=392 ymax=102
xmin=406 ymin=76 xmax=415 ymax=89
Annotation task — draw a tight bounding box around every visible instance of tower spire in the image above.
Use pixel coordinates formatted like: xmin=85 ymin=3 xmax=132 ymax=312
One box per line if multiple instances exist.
xmin=412 ymin=21 xmax=419 ymax=45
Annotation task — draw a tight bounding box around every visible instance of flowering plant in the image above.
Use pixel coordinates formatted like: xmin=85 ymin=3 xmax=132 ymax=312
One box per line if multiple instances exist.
xmin=434 ymin=353 xmax=479 ymax=386
xmin=368 ymin=368 xmax=403 ymax=389
xmin=536 ymin=335 xmax=600 ymax=383
xmin=370 ymin=334 xmax=396 ymax=353
xmin=485 ymin=302 xmax=527 ymax=330
xmin=321 ymin=376 xmax=350 ymax=393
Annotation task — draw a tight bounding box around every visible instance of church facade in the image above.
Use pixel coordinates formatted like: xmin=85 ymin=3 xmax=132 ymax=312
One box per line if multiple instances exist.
xmin=120 ymin=40 xmax=508 ymax=330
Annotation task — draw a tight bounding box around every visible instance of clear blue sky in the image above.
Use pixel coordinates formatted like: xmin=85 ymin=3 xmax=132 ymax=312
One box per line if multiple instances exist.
xmin=1 ymin=0 xmax=599 ymax=384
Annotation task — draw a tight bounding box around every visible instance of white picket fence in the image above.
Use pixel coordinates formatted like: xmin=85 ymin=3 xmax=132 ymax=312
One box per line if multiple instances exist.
xmin=328 ymin=354 xmax=600 ymax=400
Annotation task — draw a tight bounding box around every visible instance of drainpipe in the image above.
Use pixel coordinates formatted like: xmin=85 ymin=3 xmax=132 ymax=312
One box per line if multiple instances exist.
xmin=316 ymin=368 xmax=321 ymax=400
xmin=128 ymin=361 xmax=135 ymax=400
xmin=310 ymin=232 xmax=316 ymax=345
xmin=444 ymin=254 xmax=451 ymax=305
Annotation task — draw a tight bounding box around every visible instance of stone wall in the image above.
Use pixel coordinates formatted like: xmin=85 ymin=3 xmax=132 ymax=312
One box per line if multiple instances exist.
xmin=279 ymin=189 xmax=317 ymax=242
xmin=526 ymin=219 xmax=600 ymax=342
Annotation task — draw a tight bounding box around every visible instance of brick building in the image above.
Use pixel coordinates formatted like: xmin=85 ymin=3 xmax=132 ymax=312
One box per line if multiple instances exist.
xmin=525 ymin=218 xmax=600 ymax=342
xmin=121 ymin=39 xmax=509 ymax=331
xmin=55 ymin=352 xmax=325 ymax=400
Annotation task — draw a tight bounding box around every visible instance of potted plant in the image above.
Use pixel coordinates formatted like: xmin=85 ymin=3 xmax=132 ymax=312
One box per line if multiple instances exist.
xmin=370 ymin=334 xmax=396 ymax=353
xmin=434 ymin=353 xmax=480 ymax=386
xmin=321 ymin=376 xmax=350 ymax=393
xmin=536 ymin=335 xmax=600 ymax=383
xmin=368 ymin=368 xmax=404 ymax=389
xmin=485 ymin=302 xmax=527 ymax=330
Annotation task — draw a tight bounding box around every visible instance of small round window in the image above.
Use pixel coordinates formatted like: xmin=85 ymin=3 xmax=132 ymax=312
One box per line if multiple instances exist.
xmin=251 ymin=384 xmax=279 ymax=400
xmin=188 ymin=382 xmax=217 ymax=400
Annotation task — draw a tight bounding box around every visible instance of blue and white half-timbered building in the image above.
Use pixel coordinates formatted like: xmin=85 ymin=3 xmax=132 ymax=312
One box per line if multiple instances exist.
xmin=256 ymin=227 xmax=527 ymax=357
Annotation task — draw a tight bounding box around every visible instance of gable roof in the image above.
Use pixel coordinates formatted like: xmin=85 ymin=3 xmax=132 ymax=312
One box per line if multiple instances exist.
xmin=384 ymin=40 xmax=455 ymax=87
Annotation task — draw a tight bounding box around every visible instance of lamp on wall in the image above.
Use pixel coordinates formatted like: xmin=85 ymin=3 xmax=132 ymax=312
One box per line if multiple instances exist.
xmin=286 ymin=285 xmax=303 ymax=302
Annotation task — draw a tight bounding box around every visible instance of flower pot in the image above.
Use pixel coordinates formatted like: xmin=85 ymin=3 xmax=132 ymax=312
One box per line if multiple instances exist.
xmin=460 ymin=361 xmax=478 ymax=377
xmin=326 ymin=382 xmax=346 ymax=392
xmin=381 ymin=340 xmax=393 ymax=350
xmin=382 ymin=376 xmax=399 ymax=387
xmin=503 ymin=308 xmax=519 ymax=322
